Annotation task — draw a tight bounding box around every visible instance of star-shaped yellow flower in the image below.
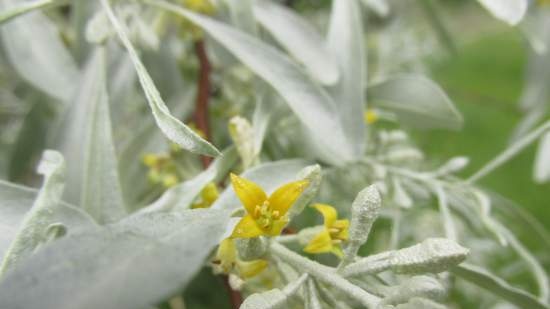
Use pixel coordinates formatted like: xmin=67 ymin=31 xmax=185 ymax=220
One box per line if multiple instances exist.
xmin=304 ymin=204 xmax=349 ymax=257
xmin=230 ymin=173 xmax=309 ymax=238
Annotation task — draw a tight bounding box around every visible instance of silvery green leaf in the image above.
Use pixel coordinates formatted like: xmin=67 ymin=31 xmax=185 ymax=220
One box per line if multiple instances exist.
xmin=0 ymin=180 xmax=95 ymax=261
xmin=470 ymin=189 xmax=507 ymax=245
xmin=212 ymin=159 xmax=310 ymax=211
xmin=326 ymin=0 xmax=366 ymax=158
xmin=56 ymin=49 xmax=126 ymax=223
xmin=478 ymin=0 xmax=527 ymax=25
xmin=0 ymin=2 xmax=79 ymax=102
xmin=391 ymin=178 xmax=412 ymax=209
xmin=498 ymin=223 xmax=549 ymax=301
xmin=304 ymin=279 xmax=322 ymax=309
xmin=253 ymin=0 xmax=339 ymax=85
xmin=520 ymin=7 xmax=550 ymax=54
xmin=270 ymin=242 xmax=381 ymax=308
xmin=389 ymin=238 xmax=468 ymax=274
xmin=368 ymin=75 xmax=463 ymax=130
xmin=360 ymin=0 xmax=389 ymax=17
xmin=434 ymin=185 xmax=456 ymax=241
xmin=81 ymin=49 xmax=126 ymax=223
xmin=0 ymin=151 xmax=91 ymax=274
xmin=0 ymin=0 xmax=56 ymax=25
xmin=0 ymin=209 xmax=230 ymax=309
xmin=85 ymin=10 xmax=112 ymax=44
xmin=100 ymin=0 xmax=220 ymax=157
xmin=241 ymin=274 xmax=307 ymax=309
xmin=534 ymin=131 xmax=550 ymax=183
xmin=139 ymin=147 xmax=237 ymax=213
xmin=252 ymin=88 xmax=277 ymax=155
xmin=381 ymin=276 xmax=445 ymax=306
xmin=394 ymin=297 xmax=447 ymax=309
xmin=342 ymin=185 xmax=381 ymax=264
xmin=435 ymin=156 xmax=469 ymax=176
xmin=342 ymin=238 xmax=469 ymax=277
xmin=240 ymin=287 xmax=288 ymax=309
xmin=288 ymin=164 xmax=322 ymax=218
xmin=451 ymin=263 xmax=550 ymax=309
xmin=225 ymin=0 xmax=257 ymax=35
xmin=147 ymin=0 xmax=354 ymax=163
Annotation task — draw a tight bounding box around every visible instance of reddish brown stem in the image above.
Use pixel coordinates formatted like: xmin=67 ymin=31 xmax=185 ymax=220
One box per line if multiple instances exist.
xmin=222 ymin=275 xmax=243 ymax=308
xmin=193 ymin=39 xmax=242 ymax=308
xmin=193 ymin=39 xmax=213 ymax=168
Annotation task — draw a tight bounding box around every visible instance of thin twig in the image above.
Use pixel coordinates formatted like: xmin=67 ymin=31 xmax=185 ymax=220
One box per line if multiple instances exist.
xmin=193 ymin=39 xmax=213 ymax=168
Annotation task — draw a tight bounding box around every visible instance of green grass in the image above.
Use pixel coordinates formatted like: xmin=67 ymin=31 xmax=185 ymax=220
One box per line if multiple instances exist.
xmin=415 ymin=29 xmax=550 ymax=226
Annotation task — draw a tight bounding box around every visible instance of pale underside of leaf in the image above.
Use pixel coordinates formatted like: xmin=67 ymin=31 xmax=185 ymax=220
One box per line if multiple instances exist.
xmin=478 ymin=0 xmax=528 ymax=26
xmin=253 ymin=0 xmax=339 ymax=85
xmin=99 ymin=0 xmax=220 ymax=157
xmin=368 ymin=74 xmax=463 ymax=130
xmin=0 ymin=1 xmax=79 ymax=102
xmin=145 ymin=0 xmax=354 ymax=162
xmin=0 ymin=209 xmax=230 ymax=309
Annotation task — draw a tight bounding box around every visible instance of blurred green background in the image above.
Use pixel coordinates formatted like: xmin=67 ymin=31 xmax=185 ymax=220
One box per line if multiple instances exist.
xmin=415 ymin=3 xmax=550 ymax=228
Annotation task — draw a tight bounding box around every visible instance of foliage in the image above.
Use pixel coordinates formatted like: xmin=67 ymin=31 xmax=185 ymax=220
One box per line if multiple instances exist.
xmin=0 ymin=0 xmax=548 ymax=308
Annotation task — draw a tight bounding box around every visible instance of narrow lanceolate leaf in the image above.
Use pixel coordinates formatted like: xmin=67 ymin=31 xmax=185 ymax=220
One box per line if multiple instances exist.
xmin=80 ymin=49 xmax=126 ymax=223
xmin=241 ymin=275 xmax=307 ymax=309
xmin=0 ymin=0 xmax=79 ymax=102
xmin=56 ymin=49 xmax=126 ymax=223
xmin=225 ymin=0 xmax=257 ymax=35
xmin=368 ymin=75 xmax=463 ymax=130
xmin=451 ymin=264 xmax=550 ymax=309
xmin=146 ymin=0 xmax=353 ymax=163
xmin=212 ymin=159 xmax=310 ymax=212
xmin=0 ymin=0 xmax=58 ymax=25
xmin=0 ymin=180 xmax=95 ymax=262
xmin=0 ymin=209 xmax=230 ymax=309
xmin=139 ymin=147 xmax=238 ymax=213
xmin=326 ymin=0 xmax=366 ymax=158
xmin=0 ymin=151 xmax=73 ymax=274
xmin=477 ymin=0 xmax=528 ymax=26
xmin=253 ymin=0 xmax=339 ymax=85
xmin=99 ymin=0 xmax=220 ymax=157
xmin=534 ymin=131 xmax=550 ymax=183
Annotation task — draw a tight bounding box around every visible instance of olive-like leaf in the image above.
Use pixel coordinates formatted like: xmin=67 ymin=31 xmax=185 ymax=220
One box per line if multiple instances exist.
xmin=368 ymin=74 xmax=463 ymax=130
xmin=99 ymin=0 xmax=220 ymax=157
xmin=253 ymin=0 xmax=339 ymax=85
xmin=0 ymin=209 xmax=230 ymax=309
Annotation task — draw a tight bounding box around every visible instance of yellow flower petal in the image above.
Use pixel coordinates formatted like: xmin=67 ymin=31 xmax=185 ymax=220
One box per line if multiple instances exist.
xmin=304 ymin=229 xmax=333 ymax=254
xmin=201 ymin=182 xmax=219 ymax=205
xmin=230 ymin=173 xmax=267 ymax=216
xmin=231 ymin=215 xmax=264 ymax=238
xmin=266 ymin=217 xmax=289 ymax=237
xmin=333 ymin=219 xmax=350 ymax=240
xmin=237 ymin=259 xmax=268 ymax=279
xmin=214 ymin=238 xmax=236 ymax=274
xmin=268 ymin=180 xmax=309 ymax=215
xmin=331 ymin=246 xmax=344 ymax=258
xmin=312 ymin=203 xmax=338 ymax=228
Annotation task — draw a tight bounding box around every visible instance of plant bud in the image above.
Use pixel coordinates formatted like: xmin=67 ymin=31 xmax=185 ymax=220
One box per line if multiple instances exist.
xmin=235 ymin=237 xmax=268 ymax=261
xmin=390 ymin=238 xmax=469 ymax=274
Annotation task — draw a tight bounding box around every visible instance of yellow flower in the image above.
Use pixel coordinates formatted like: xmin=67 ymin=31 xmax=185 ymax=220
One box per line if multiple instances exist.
xmin=183 ymin=0 xmax=216 ymax=15
xmin=230 ymin=173 xmax=309 ymax=238
xmin=364 ymin=109 xmax=379 ymax=125
xmin=213 ymin=238 xmax=268 ymax=279
xmin=192 ymin=182 xmax=219 ymax=209
xmin=304 ymin=204 xmax=349 ymax=257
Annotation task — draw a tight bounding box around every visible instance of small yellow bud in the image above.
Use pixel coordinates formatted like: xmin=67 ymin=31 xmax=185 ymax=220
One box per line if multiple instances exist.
xmin=162 ymin=174 xmax=179 ymax=188
xmin=364 ymin=109 xmax=379 ymax=125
